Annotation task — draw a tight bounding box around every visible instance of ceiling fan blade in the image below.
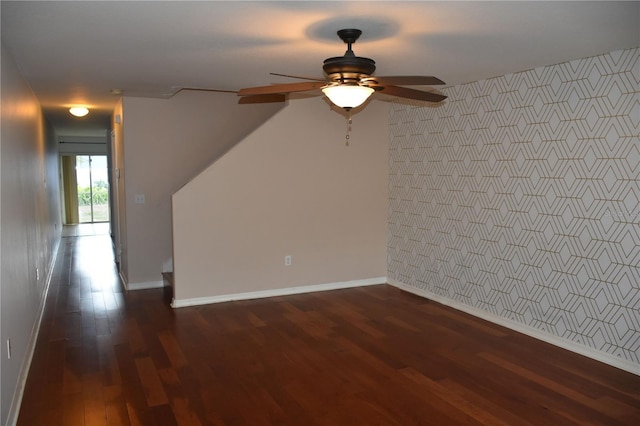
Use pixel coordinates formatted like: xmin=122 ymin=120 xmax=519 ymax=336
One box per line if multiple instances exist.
xmin=378 ymin=85 xmax=447 ymax=102
xmin=270 ymin=73 xmax=326 ymax=82
xmin=238 ymin=81 xmax=325 ymax=96
xmin=238 ymin=94 xmax=286 ymax=104
xmin=370 ymin=76 xmax=445 ymax=86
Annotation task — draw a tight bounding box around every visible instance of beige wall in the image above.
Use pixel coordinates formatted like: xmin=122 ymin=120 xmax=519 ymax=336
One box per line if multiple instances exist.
xmin=172 ymin=98 xmax=389 ymax=303
xmin=120 ymin=91 xmax=283 ymax=287
xmin=1 ymin=44 xmax=61 ymax=426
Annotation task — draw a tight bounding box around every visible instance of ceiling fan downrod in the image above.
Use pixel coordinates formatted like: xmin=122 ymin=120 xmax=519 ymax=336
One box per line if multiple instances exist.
xmin=337 ymin=28 xmax=362 ymax=57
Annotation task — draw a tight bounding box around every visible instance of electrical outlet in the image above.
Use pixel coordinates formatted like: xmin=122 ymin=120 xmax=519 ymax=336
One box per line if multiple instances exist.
xmin=134 ymin=194 xmax=145 ymax=204
xmin=7 ymin=339 xmax=11 ymax=359
xmin=284 ymin=255 xmax=292 ymax=266
xmin=36 ymin=267 xmax=40 ymax=281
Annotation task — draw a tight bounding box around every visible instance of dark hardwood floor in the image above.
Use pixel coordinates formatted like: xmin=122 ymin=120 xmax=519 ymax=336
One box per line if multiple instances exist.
xmin=17 ymin=234 xmax=640 ymax=425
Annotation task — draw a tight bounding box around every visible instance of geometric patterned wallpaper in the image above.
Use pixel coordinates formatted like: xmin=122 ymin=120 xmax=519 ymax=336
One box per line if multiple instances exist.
xmin=388 ymin=48 xmax=640 ymax=366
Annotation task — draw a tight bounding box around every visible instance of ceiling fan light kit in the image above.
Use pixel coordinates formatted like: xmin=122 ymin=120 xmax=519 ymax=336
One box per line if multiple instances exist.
xmin=322 ymin=84 xmax=374 ymax=109
xmin=238 ymin=28 xmax=446 ymax=112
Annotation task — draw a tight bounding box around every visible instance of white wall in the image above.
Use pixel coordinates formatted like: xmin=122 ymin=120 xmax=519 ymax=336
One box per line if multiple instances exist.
xmin=120 ymin=91 xmax=283 ymax=288
xmin=172 ymin=98 xmax=389 ymax=304
xmin=388 ymin=47 xmax=640 ymax=373
xmin=1 ymin=44 xmax=62 ymax=426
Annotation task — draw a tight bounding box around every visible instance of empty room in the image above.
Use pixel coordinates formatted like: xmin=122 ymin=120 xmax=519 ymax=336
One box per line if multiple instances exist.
xmin=1 ymin=1 xmax=639 ymax=425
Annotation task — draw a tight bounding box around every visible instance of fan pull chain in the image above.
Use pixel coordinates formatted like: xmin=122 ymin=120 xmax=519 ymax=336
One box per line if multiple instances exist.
xmin=345 ymin=111 xmax=352 ymax=146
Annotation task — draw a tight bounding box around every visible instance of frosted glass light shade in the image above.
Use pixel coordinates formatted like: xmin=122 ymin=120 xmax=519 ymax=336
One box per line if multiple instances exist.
xmin=69 ymin=107 xmax=89 ymax=117
xmin=322 ymin=85 xmax=374 ymax=109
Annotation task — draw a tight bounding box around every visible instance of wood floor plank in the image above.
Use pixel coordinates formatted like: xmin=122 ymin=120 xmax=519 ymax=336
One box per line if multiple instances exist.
xmin=82 ymin=373 xmax=107 ymax=426
xmin=479 ymin=351 xmax=638 ymax=424
xmin=439 ymin=378 xmax=537 ymax=426
xmin=167 ymin=396 xmax=204 ymax=426
xmin=134 ymin=357 xmax=169 ymax=407
xmin=149 ymin=404 xmax=178 ymax=426
xmin=124 ymin=318 xmax=147 ymax=355
xmin=63 ymin=391 xmax=85 ymax=426
xmin=103 ymin=384 xmax=132 ymax=426
xmin=157 ymin=331 xmax=188 ymax=370
xmin=16 ymin=233 xmax=640 ymax=425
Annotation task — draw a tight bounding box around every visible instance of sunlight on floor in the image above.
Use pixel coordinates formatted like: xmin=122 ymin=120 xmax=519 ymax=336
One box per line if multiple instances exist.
xmin=62 ymin=222 xmax=110 ymax=237
xmin=63 ymin=223 xmax=116 ymax=291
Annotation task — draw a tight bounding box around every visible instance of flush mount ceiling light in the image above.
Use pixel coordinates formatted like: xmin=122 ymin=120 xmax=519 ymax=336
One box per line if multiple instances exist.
xmin=322 ymin=85 xmax=374 ymax=110
xmin=69 ymin=107 xmax=89 ymax=117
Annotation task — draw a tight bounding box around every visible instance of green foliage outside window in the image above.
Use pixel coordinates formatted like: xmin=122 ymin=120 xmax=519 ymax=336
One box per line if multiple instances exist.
xmin=77 ymin=180 xmax=109 ymax=206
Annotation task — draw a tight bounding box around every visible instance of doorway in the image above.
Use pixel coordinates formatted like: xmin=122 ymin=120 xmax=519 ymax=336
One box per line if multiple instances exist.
xmin=76 ymin=155 xmax=110 ymax=223
xmin=62 ymin=155 xmax=110 ymax=224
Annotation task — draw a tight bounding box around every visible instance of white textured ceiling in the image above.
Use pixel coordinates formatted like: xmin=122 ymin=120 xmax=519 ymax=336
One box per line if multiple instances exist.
xmin=2 ymin=1 xmax=639 ymax=137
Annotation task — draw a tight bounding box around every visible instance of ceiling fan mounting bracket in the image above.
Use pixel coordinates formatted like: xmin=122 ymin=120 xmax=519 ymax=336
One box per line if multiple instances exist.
xmin=337 ymin=29 xmax=362 ymax=45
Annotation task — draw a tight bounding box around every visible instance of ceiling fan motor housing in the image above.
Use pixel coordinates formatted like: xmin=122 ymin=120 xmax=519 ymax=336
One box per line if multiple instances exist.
xmin=323 ymin=56 xmax=376 ymax=83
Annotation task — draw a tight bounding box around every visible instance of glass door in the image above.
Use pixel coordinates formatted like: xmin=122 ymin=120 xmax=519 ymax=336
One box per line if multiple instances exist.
xmin=76 ymin=155 xmax=110 ymax=223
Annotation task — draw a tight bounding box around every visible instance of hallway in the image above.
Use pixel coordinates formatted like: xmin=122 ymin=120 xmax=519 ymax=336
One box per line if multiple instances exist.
xmin=17 ymin=234 xmax=174 ymax=425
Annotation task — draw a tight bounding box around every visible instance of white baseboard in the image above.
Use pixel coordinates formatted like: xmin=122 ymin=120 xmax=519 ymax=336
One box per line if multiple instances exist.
xmin=388 ymin=278 xmax=640 ymax=376
xmin=171 ymin=277 xmax=386 ymax=308
xmin=7 ymin=238 xmax=60 ymax=426
xmin=125 ymin=279 xmax=166 ymax=291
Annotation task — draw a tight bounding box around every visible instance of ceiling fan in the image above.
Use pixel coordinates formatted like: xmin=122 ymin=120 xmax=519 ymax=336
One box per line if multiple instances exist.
xmin=237 ymin=29 xmax=447 ymax=110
